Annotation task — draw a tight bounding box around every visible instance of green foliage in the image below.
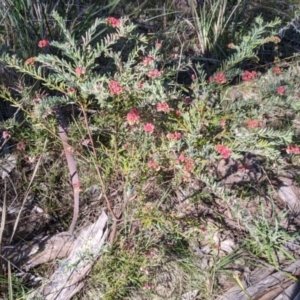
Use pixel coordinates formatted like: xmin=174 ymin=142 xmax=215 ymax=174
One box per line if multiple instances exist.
xmin=0 ymin=2 xmax=300 ymax=299
xmin=243 ymin=207 xmax=296 ymax=268
xmin=220 ymin=16 xmax=281 ymax=71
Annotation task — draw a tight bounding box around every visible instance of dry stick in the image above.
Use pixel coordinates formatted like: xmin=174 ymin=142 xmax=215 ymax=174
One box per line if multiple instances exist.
xmin=80 ymin=105 xmax=120 ymax=244
xmin=0 ymin=181 xmax=6 ymax=247
xmin=57 ymin=124 xmax=80 ymax=235
xmin=7 ymin=262 xmax=12 ymax=300
xmin=55 ymin=106 xmax=80 ymax=235
xmin=0 ymin=181 xmax=6 ymax=290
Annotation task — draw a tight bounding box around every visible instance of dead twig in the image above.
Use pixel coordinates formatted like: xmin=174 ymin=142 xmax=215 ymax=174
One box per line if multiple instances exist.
xmin=57 ymin=124 xmax=80 ymax=234
xmin=55 ymin=106 xmax=80 ymax=235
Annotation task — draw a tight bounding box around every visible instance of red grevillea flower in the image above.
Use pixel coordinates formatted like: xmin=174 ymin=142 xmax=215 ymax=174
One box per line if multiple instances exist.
xmin=25 ymin=57 xmax=36 ymax=66
xmin=106 ymin=17 xmax=120 ymax=27
xmin=273 ymin=67 xmax=281 ymax=75
xmin=38 ymin=39 xmax=50 ymax=48
xmin=277 ymin=86 xmax=285 ymax=95
xmin=148 ymin=160 xmax=160 ymax=171
xmin=184 ymin=157 xmax=194 ymax=173
xmin=143 ymin=123 xmax=155 ymax=134
xmin=177 ymin=153 xmax=194 ymax=177
xmin=215 ymin=144 xmax=231 ymax=159
xmin=178 ymin=153 xmax=186 ymax=163
xmin=166 ymin=131 xmax=182 ymax=140
xmin=173 ymin=131 xmax=182 ymax=139
xmin=17 ymin=141 xmax=26 ymax=151
xmin=214 ymin=72 xmax=227 ymax=84
xmin=247 ymin=119 xmax=262 ymax=129
xmin=242 ymin=70 xmax=258 ymax=81
xmin=126 ymin=108 xmax=140 ymax=125
xmin=109 ymin=80 xmax=124 ymax=95
xmin=208 ymin=72 xmax=227 ymax=84
xmin=143 ymin=56 xmax=154 ymax=66
xmin=156 ymin=102 xmax=170 ymax=113
xmin=75 ymin=67 xmax=86 ymax=76
xmin=2 ymin=131 xmax=11 ymax=139
xmin=286 ymin=145 xmax=300 ymax=154
xmin=147 ymin=69 xmax=162 ymax=79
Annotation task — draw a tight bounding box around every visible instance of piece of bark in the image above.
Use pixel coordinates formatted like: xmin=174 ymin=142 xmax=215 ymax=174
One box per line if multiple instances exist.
xmin=28 ymin=211 xmax=108 ymax=300
xmin=1 ymin=232 xmax=74 ymax=270
xmin=278 ymin=177 xmax=300 ymax=214
xmin=22 ymin=232 xmax=75 ymax=270
xmin=0 ymin=154 xmax=17 ymax=179
xmin=218 ymin=259 xmax=300 ymax=300
xmin=273 ymin=281 xmax=300 ymax=300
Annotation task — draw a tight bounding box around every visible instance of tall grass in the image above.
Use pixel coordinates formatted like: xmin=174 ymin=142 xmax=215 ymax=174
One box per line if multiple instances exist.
xmin=183 ymin=0 xmax=239 ymax=55
xmin=0 ymin=0 xmax=122 ymax=58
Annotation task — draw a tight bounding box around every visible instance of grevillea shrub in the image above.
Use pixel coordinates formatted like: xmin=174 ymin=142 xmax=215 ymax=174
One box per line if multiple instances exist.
xmin=0 ymin=12 xmax=297 ymax=185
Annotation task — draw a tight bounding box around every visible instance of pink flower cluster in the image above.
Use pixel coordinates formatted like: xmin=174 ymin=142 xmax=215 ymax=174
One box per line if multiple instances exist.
xmin=177 ymin=153 xmax=194 ymax=176
xmin=147 ymin=69 xmax=162 ymax=79
xmin=156 ymin=102 xmax=170 ymax=113
xmin=166 ymin=132 xmax=182 ymax=140
xmin=25 ymin=57 xmax=36 ymax=66
xmin=2 ymin=131 xmax=11 ymax=139
xmin=286 ymin=145 xmax=300 ymax=155
xmin=38 ymin=39 xmax=50 ymax=48
xmin=75 ymin=67 xmax=86 ymax=76
xmin=273 ymin=67 xmax=281 ymax=75
xmin=148 ymin=160 xmax=160 ymax=171
xmin=209 ymin=72 xmax=227 ymax=84
xmin=242 ymin=70 xmax=258 ymax=81
xmin=144 ymin=123 xmax=155 ymax=134
xmin=109 ymin=80 xmax=124 ymax=95
xmin=215 ymin=144 xmax=231 ymax=159
xmin=277 ymin=86 xmax=285 ymax=95
xmin=127 ymin=108 xmax=140 ymax=125
xmin=106 ymin=17 xmax=120 ymax=27
xmin=143 ymin=56 xmax=154 ymax=66
xmin=247 ymin=119 xmax=262 ymax=129
xmin=17 ymin=141 xmax=26 ymax=151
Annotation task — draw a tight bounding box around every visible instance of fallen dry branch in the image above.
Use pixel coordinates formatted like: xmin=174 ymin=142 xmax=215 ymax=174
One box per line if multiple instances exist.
xmin=219 ymin=259 xmax=300 ymax=300
xmin=2 ymin=232 xmax=75 ymax=270
xmin=1 ymin=212 xmax=109 ymax=300
xmin=28 ymin=211 xmax=109 ymax=299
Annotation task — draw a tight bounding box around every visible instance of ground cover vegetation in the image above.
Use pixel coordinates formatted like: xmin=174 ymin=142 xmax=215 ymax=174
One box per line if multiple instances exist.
xmin=0 ymin=0 xmax=300 ymax=299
